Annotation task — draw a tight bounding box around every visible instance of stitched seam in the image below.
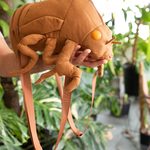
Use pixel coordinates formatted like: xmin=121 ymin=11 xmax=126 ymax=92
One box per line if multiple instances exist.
xmin=18 ymin=4 xmax=31 ymax=27
xmin=81 ymin=0 xmax=104 ymax=44
xmin=22 ymin=4 xmax=34 ymax=25
xmin=81 ymin=24 xmax=102 ymax=45
xmin=64 ymin=0 xmax=74 ymax=20
xmin=60 ymin=0 xmax=74 ymax=34
xmin=11 ymin=4 xmax=30 ymax=43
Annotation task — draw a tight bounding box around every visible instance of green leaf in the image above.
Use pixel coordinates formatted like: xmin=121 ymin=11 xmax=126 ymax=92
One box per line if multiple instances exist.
xmin=81 ymin=131 xmax=93 ymax=150
xmin=94 ymin=95 xmax=103 ymax=108
xmin=0 ymin=114 xmax=21 ymax=146
xmin=0 ymin=97 xmax=29 ymax=148
xmin=0 ymin=1 xmax=9 ymax=11
xmin=0 ymin=19 xmax=9 ymax=37
xmin=0 ymin=85 xmax=4 ymax=101
xmin=63 ymin=139 xmax=80 ymax=150
xmin=141 ymin=8 xmax=150 ymax=24
xmin=35 ymin=103 xmax=45 ymax=128
xmin=0 ymin=139 xmax=22 ymax=150
xmin=43 ymin=108 xmax=55 ymax=130
xmin=6 ymin=9 xmax=14 ymax=16
xmin=108 ymin=60 xmax=116 ymax=75
xmin=33 ymin=98 xmax=61 ymax=130
xmin=20 ymin=0 xmax=26 ymax=3
xmin=122 ymin=9 xmax=127 ymax=22
xmin=53 ymin=139 xmax=65 ymax=150
xmin=144 ymin=61 xmax=150 ymax=82
xmin=137 ymin=37 xmax=148 ymax=54
xmin=122 ymin=7 xmax=132 ymax=22
xmin=90 ymin=130 xmax=100 ymax=150
xmin=147 ymin=24 xmax=150 ymax=61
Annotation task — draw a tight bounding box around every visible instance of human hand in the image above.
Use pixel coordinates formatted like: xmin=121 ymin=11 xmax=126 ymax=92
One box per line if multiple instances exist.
xmin=69 ymin=45 xmax=109 ymax=68
xmin=32 ymin=45 xmax=110 ymax=75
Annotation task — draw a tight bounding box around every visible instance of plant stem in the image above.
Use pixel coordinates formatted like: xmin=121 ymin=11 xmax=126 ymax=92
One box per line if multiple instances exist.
xmin=132 ymin=20 xmax=142 ymax=65
xmin=139 ymin=62 xmax=146 ymax=131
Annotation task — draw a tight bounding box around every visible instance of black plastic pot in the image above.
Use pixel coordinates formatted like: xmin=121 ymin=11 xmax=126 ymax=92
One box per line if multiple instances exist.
xmin=120 ymin=102 xmax=130 ymax=116
xmin=111 ymin=102 xmax=130 ymax=117
xmin=123 ymin=64 xmax=139 ymax=96
xmin=140 ymin=131 xmax=150 ymax=150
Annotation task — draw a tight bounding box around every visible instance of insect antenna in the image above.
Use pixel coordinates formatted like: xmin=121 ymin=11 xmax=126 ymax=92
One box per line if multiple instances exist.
xmin=106 ymin=36 xmax=122 ymax=44
xmin=112 ymin=41 xmax=122 ymax=44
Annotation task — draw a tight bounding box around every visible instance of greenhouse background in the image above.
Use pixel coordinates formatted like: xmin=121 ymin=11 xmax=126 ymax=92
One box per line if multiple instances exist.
xmin=0 ymin=0 xmax=150 ymax=150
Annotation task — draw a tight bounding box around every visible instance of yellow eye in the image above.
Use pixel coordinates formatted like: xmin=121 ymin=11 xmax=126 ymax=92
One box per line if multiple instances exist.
xmin=91 ymin=30 xmax=102 ymax=40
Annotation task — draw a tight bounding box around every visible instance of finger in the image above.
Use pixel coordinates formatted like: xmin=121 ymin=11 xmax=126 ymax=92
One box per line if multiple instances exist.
xmin=85 ymin=56 xmax=96 ymax=61
xmin=83 ymin=59 xmax=108 ymax=68
xmin=74 ymin=51 xmax=83 ymax=57
xmin=51 ymin=54 xmax=59 ymax=58
xmin=73 ymin=49 xmax=91 ymax=65
xmin=70 ymin=45 xmax=81 ymax=62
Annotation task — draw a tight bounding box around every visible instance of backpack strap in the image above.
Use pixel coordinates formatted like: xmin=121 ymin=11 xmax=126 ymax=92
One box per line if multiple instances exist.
xmin=55 ymin=74 xmax=83 ymax=137
xmin=53 ymin=75 xmax=73 ymax=150
xmin=19 ymin=52 xmax=97 ymax=150
xmin=19 ymin=52 xmax=42 ymax=150
xmin=54 ymin=71 xmax=98 ymax=149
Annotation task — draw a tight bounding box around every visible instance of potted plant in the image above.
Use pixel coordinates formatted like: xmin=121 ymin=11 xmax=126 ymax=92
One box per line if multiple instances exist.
xmin=138 ymin=8 xmax=150 ymax=145
xmin=122 ymin=7 xmax=142 ymax=96
xmin=112 ymin=5 xmax=150 ymax=97
xmin=110 ymin=94 xmax=130 ymax=117
xmin=123 ymin=4 xmax=150 ymax=97
xmin=139 ymin=62 xmax=150 ymax=150
xmin=137 ymin=5 xmax=150 ymax=148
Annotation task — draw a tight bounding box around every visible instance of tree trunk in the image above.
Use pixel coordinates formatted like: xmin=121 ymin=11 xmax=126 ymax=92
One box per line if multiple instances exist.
xmin=0 ymin=0 xmax=21 ymax=116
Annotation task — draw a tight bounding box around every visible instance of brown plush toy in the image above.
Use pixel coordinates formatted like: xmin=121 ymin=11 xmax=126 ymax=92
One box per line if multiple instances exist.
xmin=9 ymin=0 xmax=121 ymax=92
xmin=9 ymin=0 xmax=121 ymax=149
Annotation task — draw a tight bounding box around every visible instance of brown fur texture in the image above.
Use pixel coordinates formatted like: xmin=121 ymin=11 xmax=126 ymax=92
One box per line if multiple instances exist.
xmin=9 ymin=0 xmax=120 ymax=92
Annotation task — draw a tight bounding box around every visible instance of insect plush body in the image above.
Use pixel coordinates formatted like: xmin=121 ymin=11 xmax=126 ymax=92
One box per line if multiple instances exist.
xmin=9 ymin=0 xmax=119 ymax=92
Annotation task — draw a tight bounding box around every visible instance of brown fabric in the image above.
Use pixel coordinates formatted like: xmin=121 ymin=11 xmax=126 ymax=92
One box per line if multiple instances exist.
xmin=9 ymin=0 xmax=120 ymax=87
xmin=19 ymin=16 xmax=64 ymax=35
xmin=8 ymin=0 xmax=121 ymax=149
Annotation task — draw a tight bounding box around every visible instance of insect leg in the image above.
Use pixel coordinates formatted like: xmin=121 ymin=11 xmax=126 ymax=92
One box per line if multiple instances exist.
xmin=9 ymin=34 xmax=46 ymax=76
xmin=34 ymin=68 xmax=56 ymax=85
xmin=98 ymin=64 xmax=104 ymax=77
xmin=55 ymin=39 xmax=82 ymax=92
xmin=34 ymin=38 xmax=57 ymax=85
xmin=42 ymin=38 xmax=57 ymax=65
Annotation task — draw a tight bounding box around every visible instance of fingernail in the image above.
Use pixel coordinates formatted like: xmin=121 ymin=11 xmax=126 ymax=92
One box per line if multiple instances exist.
xmin=105 ymin=60 xmax=108 ymax=64
xmin=87 ymin=49 xmax=91 ymax=53
xmin=77 ymin=45 xmax=81 ymax=49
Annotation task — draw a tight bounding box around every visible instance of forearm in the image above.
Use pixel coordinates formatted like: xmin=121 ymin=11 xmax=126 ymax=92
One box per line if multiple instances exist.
xmin=0 ymin=38 xmax=54 ymax=77
xmin=0 ymin=38 xmax=17 ymax=77
xmin=0 ymin=50 xmax=19 ymax=77
xmin=0 ymin=33 xmax=108 ymax=77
